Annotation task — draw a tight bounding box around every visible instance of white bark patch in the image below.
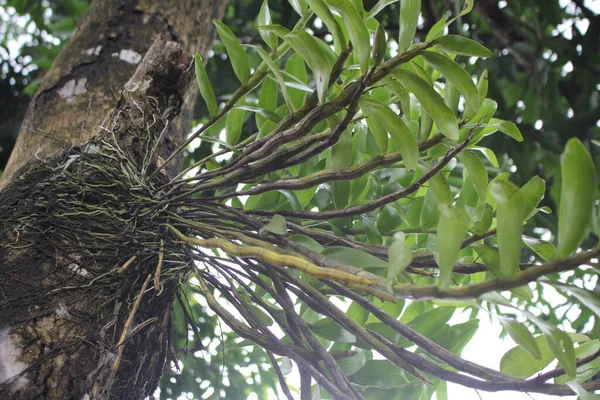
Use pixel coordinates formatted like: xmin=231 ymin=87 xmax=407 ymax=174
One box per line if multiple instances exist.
xmin=65 ymin=254 xmax=89 ymax=277
xmin=67 ymin=263 xmax=90 ymax=277
xmin=84 ymin=46 xmax=102 ymax=56
xmin=55 ymin=302 xmax=70 ymax=318
xmin=81 ymin=394 xmax=90 ymax=400
xmin=57 ymin=78 xmax=87 ymax=103
xmin=112 ymin=49 xmax=142 ymax=64
xmin=0 ymin=329 xmax=29 ymax=388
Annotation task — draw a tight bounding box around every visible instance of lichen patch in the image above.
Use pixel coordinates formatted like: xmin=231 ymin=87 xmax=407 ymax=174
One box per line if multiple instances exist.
xmin=0 ymin=329 xmax=29 ymax=389
xmin=112 ymin=49 xmax=142 ymax=64
xmin=57 ymin=78 xmax=88 ymax=102
xmin=84 ymin=46 xmax=102 ymax=56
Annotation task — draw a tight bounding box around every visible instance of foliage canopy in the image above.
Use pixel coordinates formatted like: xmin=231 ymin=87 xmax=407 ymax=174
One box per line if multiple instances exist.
xmin=1 ymin=0 xmax=599 ymax=399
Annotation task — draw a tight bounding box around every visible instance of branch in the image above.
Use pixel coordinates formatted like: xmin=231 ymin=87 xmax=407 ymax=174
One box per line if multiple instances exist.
xmin=248 ymin=133 xmax=473 ymax=220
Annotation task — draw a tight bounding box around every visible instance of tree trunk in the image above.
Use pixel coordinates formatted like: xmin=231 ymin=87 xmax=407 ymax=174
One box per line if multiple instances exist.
xmin=0 ymin=0 xmax=227 ymax=188
xmin=0 ymin=0 xmax=227 ymax=398
xmin=1 ymin=36 xmax=191 ymax=400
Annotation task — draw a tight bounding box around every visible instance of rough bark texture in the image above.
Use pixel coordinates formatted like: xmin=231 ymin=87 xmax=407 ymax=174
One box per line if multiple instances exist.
xmin=0 ymin=38 xmax=193 ymax=400
xmin=0 ymin=0 xmax=227 ymax=188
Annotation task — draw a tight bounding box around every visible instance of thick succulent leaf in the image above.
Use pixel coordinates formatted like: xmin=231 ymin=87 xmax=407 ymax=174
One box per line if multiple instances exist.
xmin=420 ymin=50 xmax=480 ymax=111
xmin=391 ymin=69 xmax=459 ymax=140
xmin=214 ymin=20 xmax=251 ymax=85
xmin=398 ymin=0 xmax=421 ymax=52
xmin=434 ymin=35 xmax=492 ymax=58
xmin=557 ymin=138 xmax=597 ymax=258
xmin=194 ymin=53 xmax=219 ymax=117
xmin=283 ymin=32 xmax=334 ymax=104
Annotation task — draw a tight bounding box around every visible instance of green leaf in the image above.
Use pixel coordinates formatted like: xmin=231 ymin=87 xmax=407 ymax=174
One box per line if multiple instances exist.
xmin=498 ymin=316 xmax=541 ymax=359
xmin=520 ymin=175 xmax=546 ymax=219
xmin=458 ymin=150 xmax=488 ymax=202
xmin=462 ymin=98 xmax=498 ymax=142
xmin=235 ymin=105 xmax=281 ymax=123
xmin=349 ymin=168 xmax=372 ymax=205
xmin=259 ymin=214 xmax=287 ymax=235
xmin=437 ymin=320 xmax=479 ymax=355
xmin=566 ymin=381 xmax=600 ymax=400
xmin=350 ymin=360 xmax=410 ymax=386
xmin=286 ymin=53 xmax=308 ymax=110
xmin=476 ymin=70 xmax=489 ymax=106
xmin=347 ymin=301 xmax=370 ymax=325
xmin=365 ymin=114 xmax=388 ymax=154
xmin=288 ymin=234 xmax=325 ymax=253
xmin=489 ymin=180 xmax=525 ymax=278
xmin=287 ymin=0 xmax=308 ymax=15
xmin=305 ymin=0 xmax=346 ymax=53
xmin=543 ymin=328 xmax=577 ymax=378
xmin=331 ymin=180 xmax=351 ymax=209
xmin=428 ymin=171 xmax=451 ymax=204
xmin=377 ymin=205 xmax=403 ymax=234
xmin=391 ymin=69 xmax=459 ymax=140
xmin=226 ymin=96 xmax=247 ymax=145
xmin=213 ymin=20 xmax=251 ymax=85
xmin=501 ymin=335 xmax=555 ymax=378
xmin=557 ymin=138 xmax=597 ymax=258
xmin=258 ymin=0 xmax=278 ymax=49
xmin=436 ymin=204 xmax=469 ymax=288
xmin=258 ymin=23 xmax=290 ymax=38
xmin=522 ymin=236 xmax=557 ymax=262
xmin=500 ymin=333 xmax=589 ymax=379
xmin=425 ymin=16 xmax=448 ymax=42
xmin=283 ymin=32 xmax=334 ymax=104
xmin=372 ymin=23 xmax=387 ymax=66
xmin=419 ymin=109 xmax=433 ymax=139
xmin=332 ymin=125 xmax=353 ymax=169
xmin=473 ymin=146 xmax=499 ymax=168
xmin=366 ymin=0 xmax=399 ymax=19
xmin=398 ymin=306 xmax=456 ymax=347
xmin=326 ymin=0 xmax=370 ymax=73
xmin=555 ymin=340 xmax=600 ymax=384
xmin=420 ymin=189 xmax=440 ymax=228
xmin=488 ymin=118 xmax=524 ymax=142
xmin=472 ymin=245 xmax=532 ymax=299
xmin=194 ymin=53 xmax=219 ymax=117
xmin=549 ymin=282 xmax=600 ymax=318
xmin=444 ymin=82 xmax=460 ymax=114
xmin=311 ymin=319 xmax=357 ymax=343
xmin=360 ymin=215 xmax=382 ymax=245
xmin=250 ymin=305 xmax=274 ymax=326
xmin=425 ymin=0 xmax=473 ymax=41
xmin=278 ymin=190 xmax=303 ymax=210
xmin=255 ymin=78 xmax=278 ymax=138
xmin=336 ymin=349 xmax=367 ymax=375
xmin=436 ymin=380 xmax=448 ymax=400
xmin=420 ymin=51 xmax=480 ymax=112
xmin=383 ymin=76 xmax=411 ymax=116
xmin=196 ymin=132 xmax=240 ymax=153
xmin=322 ymin=246 xmax=387 ymax=270
xmin=398 ymin=0 xmax=421 ymax=53
xmin=434 ymin=35 xmax=492 ymax=58
xmin=359 ymin=97 xmax=419 ymax=171
xmin=388 ymin=232 xmax=413 ymax=279
xmin=472 ymin=203 xmax=493 ymax=234
xmin=251 ymin=46 xmax=294 ymax=111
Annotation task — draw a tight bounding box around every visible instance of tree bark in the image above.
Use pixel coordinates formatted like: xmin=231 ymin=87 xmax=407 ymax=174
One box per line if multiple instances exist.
xmin=0 ymin=0 xmax=228 ymax=398
xmin=0 ymin=37 xmax=193 ymax=400
xmin=0 ymin=0 xmax=227 ymax=188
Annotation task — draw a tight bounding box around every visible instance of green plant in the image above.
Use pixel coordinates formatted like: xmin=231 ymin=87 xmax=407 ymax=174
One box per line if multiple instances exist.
xmin=155 ymin=0 xmax=600 ymax=398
